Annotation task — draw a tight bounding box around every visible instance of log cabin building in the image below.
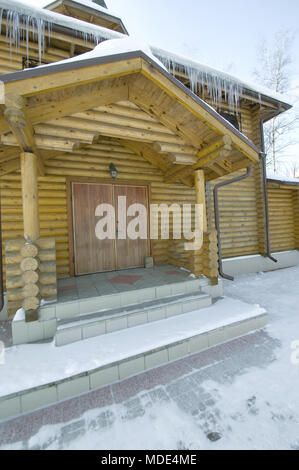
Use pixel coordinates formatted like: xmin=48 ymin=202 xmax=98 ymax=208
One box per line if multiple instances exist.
xmin=0 ymin=0 xmax=298 ymax=346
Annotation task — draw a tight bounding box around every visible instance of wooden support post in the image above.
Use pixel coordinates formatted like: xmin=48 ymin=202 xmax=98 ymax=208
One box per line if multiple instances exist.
xmin=20 ymin=152 xmax=40 ymax=242
xmin=20 ymin=151 xmax=40 ymax=322
xmin=191 ymin=171 xmax=219 ymax=283
xmin=194 ymin=169 xmax=207 ymax=233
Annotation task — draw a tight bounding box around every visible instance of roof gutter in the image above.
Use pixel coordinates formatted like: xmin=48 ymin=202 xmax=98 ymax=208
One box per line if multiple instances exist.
xmin=213 ymin=166 xmax=253 ymax=281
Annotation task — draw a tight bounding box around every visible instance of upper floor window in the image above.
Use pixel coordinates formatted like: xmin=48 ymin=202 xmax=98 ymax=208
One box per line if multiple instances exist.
xmin=22 ymin=57 xmax=49 ymax=70
xmin=218 ymin=110 xmax=241 ymax=132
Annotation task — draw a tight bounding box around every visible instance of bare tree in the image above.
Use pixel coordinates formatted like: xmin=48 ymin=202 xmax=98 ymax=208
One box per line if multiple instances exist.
xmin=287 ymin=159 xmax=299 ymax=178
xmin=254 ymin=30 xmax=299 ymax=172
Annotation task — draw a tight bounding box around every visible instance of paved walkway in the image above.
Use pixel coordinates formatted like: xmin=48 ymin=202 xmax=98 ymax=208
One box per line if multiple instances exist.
xmin=1 ymin=266 xmax=299 ymax=450
xmin=0 ymin=329 xmax=278 ymax=450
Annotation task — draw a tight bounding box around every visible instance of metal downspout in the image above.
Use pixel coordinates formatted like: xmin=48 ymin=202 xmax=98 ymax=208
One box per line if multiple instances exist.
xmin=213 ymin=166 xmax=253 ymax=281
xmin=259 ymin=111 xmax=280 ymax=263
xmin=0 ymin=186 xmax=3 ymax=312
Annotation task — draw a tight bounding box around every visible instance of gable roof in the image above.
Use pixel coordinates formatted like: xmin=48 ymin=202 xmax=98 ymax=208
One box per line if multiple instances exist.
xmin=0 ymin=44 xmax=261 ymax=186
xmin=0 ymin=0 xmax=293 ymax=115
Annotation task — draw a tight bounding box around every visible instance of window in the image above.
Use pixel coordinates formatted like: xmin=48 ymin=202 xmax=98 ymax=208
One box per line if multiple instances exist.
xmin=218 ymin=110 xmax=241 ymax=131
xmin=22 ymin=57 xmax=49 ymax=70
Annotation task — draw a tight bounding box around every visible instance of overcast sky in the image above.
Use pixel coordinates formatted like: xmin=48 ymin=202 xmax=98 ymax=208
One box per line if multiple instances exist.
xmin=24 ymin=0 xmax=299 ymax=173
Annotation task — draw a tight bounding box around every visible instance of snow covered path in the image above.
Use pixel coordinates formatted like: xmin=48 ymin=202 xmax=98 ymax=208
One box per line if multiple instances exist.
xmin=1 ymin=266 xmax=299 ymax=450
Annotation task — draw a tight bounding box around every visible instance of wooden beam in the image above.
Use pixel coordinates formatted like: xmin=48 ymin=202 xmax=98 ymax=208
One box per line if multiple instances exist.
xmin=168 ymin=154 xmax=198 ymax=165
xmin=0 ymin=58 xmax=142 ymax=98
xmin=44 ymin=116 xmax=186 ymax=145
xmin=121 ymin=139 xmax=171 ymax=173
xmin=33 ymin=124 xmax=100 ymax=144
xmin=197 ymin=135 xmax=232 ymax=161
xmin=1 ymin=133 xmax=81 ymax=152
xmin=153 ymin=142 xmax=198 ymax=155
xmin=4 ymin=93 xmax=45 ymax=175
xmin=164 ymin=136 xmax=232 ymax=183
xmin=20 ymin=152 xmax=40 ymax=242
xmin=72 ymin=109 xmax=175 ymax=135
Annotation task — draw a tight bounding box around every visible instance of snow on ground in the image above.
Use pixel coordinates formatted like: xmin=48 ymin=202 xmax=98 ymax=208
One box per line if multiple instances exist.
xmin=0 ymin=297 xmax=264 ymax=397
xmin=1 ymin=265 xmax=299 ymax=450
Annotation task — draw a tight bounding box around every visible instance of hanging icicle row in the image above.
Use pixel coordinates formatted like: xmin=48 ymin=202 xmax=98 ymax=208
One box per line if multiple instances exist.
xmin=152 ymin=51 xmax=245 ymax=113
xmin=0 ymin=4 xmax=251 ymax=113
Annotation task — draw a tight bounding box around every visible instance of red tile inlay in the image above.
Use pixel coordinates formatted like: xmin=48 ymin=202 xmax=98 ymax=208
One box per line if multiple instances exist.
xmin=109 ymin=274 xmax=143 ymax=285
xmin=165 ymin=270 xmax=181 ymax=275
xmin=58 ymin=284 xmax=77 ymax=292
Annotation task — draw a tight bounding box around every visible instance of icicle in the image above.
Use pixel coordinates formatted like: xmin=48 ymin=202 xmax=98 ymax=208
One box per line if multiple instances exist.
xmin=152 ymin=49 xmax=245 ymax=113
xmin=0 ymin=4 xmax=115 ymax=69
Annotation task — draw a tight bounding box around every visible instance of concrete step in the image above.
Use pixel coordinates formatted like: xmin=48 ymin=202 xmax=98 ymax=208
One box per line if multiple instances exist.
xmin=55 ymin=291 xmax=212 ymax=346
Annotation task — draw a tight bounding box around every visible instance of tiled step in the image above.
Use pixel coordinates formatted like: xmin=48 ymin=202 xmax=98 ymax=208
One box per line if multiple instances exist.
xmin=55 ymin=291 xmax=212 ymax=346
xmin=40 ymin=277 xmax=211 ymax=324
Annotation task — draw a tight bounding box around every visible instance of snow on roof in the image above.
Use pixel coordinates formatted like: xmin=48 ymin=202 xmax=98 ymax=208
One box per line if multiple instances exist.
xmin=0 ymin=0 xmax=122 ymax=59
xmin=267 ymin=171 xmax=299 ymax=185
xmin=0 ymin=0 xmax=293 ymax=111
xmin=46 ymin=0 xmax=119 ymax=20
xmin=151 ymin=46 xmax=293 ymax=110
xmin=35 ymin=37 xmax=168 ymax=71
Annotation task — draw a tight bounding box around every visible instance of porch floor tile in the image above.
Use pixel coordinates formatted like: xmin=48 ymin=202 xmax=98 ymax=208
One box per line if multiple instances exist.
xmin=57 ymin=265 xmax=194 ymax=303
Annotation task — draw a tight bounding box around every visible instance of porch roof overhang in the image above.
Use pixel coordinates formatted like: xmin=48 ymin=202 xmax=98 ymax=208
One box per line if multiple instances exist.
xmin=0 ymin=50 xmax=260 ymax=184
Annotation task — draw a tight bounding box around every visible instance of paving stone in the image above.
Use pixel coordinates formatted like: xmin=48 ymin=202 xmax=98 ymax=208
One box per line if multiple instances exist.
xmin=0 ymin=328 xmax=280 ymax=450
xmin=59 ymin=419 xmax=86 ymax=447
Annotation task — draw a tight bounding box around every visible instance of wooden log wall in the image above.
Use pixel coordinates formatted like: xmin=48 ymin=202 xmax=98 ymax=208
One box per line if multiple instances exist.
xmin=0 ymin=35 xmax=69 ymax=75
xmin=206 ymin=170 xmax=260 ymax=258
xmin=268 ymin=185 xmax=297 ymax=252
xmin=294 ymin=190 xmax=299 ymax=250
xmin=0 ymin=138 xmax=196 ymax=282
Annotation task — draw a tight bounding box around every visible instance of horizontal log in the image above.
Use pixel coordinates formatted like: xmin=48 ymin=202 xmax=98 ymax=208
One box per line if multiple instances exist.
xmin=40 ymin=285 xmax=57 ymax=298
xmin=40 ymin=272 xmax=57 ymax=285
xmin=45 ymin=117 xmax=185 ymax=145
xmin=34 ymin=124 xmax=100 ymax=144
xmin=39 ymin=261 xmax=57 ymax=273
xmin=1 ymin=133 xmax=81 ymax=152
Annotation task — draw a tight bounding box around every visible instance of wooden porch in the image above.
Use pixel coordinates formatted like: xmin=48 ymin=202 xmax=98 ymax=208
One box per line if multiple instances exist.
xmin=0 ymin=48 xmax=260 ymax=323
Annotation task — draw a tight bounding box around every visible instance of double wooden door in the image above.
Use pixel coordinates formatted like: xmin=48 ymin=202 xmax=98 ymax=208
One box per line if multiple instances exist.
xmin=71 ymin=182 xmax=150 ymax=275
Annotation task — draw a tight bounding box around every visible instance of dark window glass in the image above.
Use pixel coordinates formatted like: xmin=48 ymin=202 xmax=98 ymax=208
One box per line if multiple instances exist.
xmin=218 ymin=111 xmax=241 ymax=131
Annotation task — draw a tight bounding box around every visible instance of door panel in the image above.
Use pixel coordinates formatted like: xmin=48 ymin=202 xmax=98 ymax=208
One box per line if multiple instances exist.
xmin=72 ymin=182 xmax=116 ymax=275
xmin=72 ymin=182 xmax=150 ymax=275
xmin=114 ymin=185 xmax=150 ymax=270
